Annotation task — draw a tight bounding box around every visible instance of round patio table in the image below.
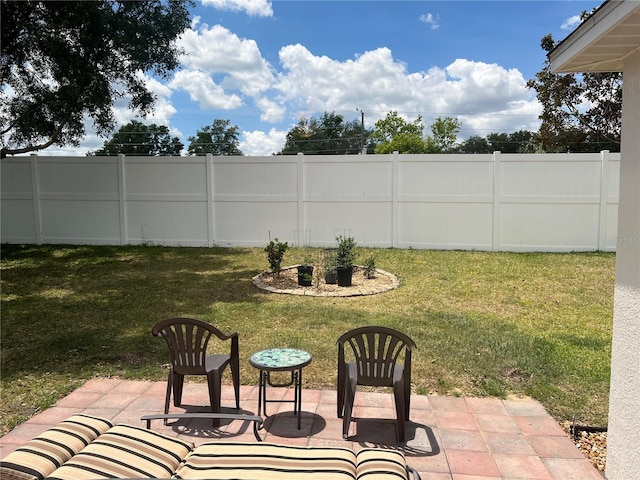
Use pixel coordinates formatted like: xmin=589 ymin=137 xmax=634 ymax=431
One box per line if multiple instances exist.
xmin=249 ymin=348 xmax=312 ymax=429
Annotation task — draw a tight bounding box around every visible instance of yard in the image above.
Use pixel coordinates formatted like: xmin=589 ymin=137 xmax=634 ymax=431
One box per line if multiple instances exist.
xmin=0 ymin=244 xmax=614 ymax=435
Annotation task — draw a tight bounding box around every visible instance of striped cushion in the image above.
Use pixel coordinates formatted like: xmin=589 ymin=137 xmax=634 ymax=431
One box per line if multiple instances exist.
xmin=173 ymin=442 xmax=358 ymax=479
xmin=0 ymin=414 xmax=113 ymax=480
xmin=46 ymin=424 xmax=193 ymax=480
xmin=356 ymin=449 xmax=408 ymax=479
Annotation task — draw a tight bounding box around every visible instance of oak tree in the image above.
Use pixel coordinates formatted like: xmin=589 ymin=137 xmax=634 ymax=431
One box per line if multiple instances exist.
xmin=279 ymin=112 xmax=373 ymax=155
xmin=188 ymin=119 xmax=243 ymax=156
xmin=527 ymin=32 xmax=621 ymax=152
xmin=91 ymin=120 xmax=183 ymax=156
xmin=1 ymin=0 xmax=193 ymax=157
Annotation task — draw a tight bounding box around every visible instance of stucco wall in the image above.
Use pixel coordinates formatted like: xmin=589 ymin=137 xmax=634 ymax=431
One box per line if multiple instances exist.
xmin=606 ymin=47 xmax=640 ymax=480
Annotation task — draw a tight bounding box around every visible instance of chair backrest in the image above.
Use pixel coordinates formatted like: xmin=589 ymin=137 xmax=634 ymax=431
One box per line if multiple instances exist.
xmin=337 ymin=326 xmax=416 ymax=387
xmin=152 ymin=317 xmax=233 ymax=375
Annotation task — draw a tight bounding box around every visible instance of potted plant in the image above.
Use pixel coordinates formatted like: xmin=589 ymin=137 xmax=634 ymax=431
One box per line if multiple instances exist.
xmin=323 ymin=248 xmax=338 ymax=284
xmin=297 ymin=256 xmax=314 ymax=286
xmin=335 ymin=235 xmax=356 ymax=286
xmin=264 ymin=237 xmax=288 ymax=277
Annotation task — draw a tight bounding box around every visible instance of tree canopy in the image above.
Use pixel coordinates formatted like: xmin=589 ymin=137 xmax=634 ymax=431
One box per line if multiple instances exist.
xmin=91 ymin=120 xmax=183 ymax=156
xmin=279 ymin=112 xmax=374 ymax=155
xmin=527 ymin=31 xmax=621 ymax=153
xmin=372 ymin=111 xmax=460 ymax=154
xmin=430 ymin=116 xmax=462 ymax=153
xmin=188 ymin=119 xmax=243 ymax=156
xmin=1 ymin=0 xmax=193 ymax=158
xmin=458 ymin=130 xmax=538 ymax=153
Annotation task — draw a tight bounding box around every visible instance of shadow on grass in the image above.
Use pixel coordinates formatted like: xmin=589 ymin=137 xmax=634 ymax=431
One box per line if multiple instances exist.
xmin=1 ymin=245 xmax=269 ymax=381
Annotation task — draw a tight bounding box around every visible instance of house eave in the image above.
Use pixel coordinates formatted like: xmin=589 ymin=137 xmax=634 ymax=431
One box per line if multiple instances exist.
xmin=549 ymin=0 xmax=640 ymax=73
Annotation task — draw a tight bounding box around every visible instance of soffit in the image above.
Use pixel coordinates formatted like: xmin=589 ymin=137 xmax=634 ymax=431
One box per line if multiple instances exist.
xmin=549 ymin=0 xmax=640 ymax=73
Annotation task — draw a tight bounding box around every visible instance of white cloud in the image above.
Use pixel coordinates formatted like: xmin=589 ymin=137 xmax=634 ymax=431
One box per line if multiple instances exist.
xmin=37 ymin=18 xmax=543 ymax=156
xmin=170 ymin=69 xmax=243 ymax=109
xmin=174 ymin=24 xmax=275 ymax=114
xmin=272 ymin=45 xmax=539 ymax=138
xmin=255 ymin=97 xmax=286 ymax=123
xmin=142 ymin=75 xmax=178 ymax=125
xmin=179 ymin=25 xmax=271 ymax=79
xmin=240 ymin=128 xmax=287 ymax=156
xmin=419 ymin=13 xmax=439 ymax=30
xmin=202 ymin=0 xmax=273 ymax=17
xmin=443 ymin=59 xmax=530 ymax=112
xmin=561 ymin=15 xmax=582 ymax=31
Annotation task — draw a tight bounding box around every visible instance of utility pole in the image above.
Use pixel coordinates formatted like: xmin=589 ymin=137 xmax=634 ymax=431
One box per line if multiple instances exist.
xmin=357 ymin=108 xmax=366 ymax=154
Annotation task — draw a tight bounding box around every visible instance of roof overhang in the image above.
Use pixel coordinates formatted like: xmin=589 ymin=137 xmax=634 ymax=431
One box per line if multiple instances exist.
xmin=549 ymin=0 xmax=640 ymax=73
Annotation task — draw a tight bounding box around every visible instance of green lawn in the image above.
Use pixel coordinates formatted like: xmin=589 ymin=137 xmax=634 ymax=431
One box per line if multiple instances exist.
xmin=0 ymin=244 xmax=614 ymax=435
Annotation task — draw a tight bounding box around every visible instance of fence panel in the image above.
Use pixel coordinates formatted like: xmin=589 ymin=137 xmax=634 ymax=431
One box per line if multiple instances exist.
xmin=0 ymin=151 xmax=620 ymax=252
xmin=303 ymin=155 xmax=393 ymax=247
xmin=498 ymin=153 xmax=607 ymax=251
xmin=1 ymin=157 xmax=39 ymax=243
xmin=211 ymin=156 xmax=299 ymax=247
xmin=124 ymin=156 xmax=209 ymax=246
xmin=397 ymin=154 xmax=495 ymax=250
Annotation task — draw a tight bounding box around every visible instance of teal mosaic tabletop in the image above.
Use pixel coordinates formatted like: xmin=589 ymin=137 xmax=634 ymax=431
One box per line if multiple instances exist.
xmin=250 ymin=348 xmax=312 ymax=370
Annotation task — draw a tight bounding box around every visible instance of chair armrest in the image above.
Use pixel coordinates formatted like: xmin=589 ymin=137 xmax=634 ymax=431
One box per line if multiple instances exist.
xmin=140 ymin=413 xmax=264 ymax=441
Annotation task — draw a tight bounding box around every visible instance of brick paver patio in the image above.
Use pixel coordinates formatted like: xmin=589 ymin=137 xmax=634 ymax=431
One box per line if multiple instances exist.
xmin=0 ymin=378 xmax=604 ymax=479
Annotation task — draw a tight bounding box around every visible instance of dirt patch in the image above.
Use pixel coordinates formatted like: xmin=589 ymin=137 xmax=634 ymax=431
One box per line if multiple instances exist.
xmin=252 ymin=265 xmax=399 ymax=297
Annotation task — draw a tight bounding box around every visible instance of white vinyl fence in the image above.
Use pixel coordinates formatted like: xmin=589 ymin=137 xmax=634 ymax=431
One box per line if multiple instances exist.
xmin=0 ymin=151 xmax=620 ymax=252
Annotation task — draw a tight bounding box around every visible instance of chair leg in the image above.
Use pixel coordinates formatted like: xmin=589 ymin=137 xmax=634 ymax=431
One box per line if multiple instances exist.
xmin=173 ymin=373 xmax=185 ymax=407
xmin=393 ymin=384 xmax=406 ymax=443
xmin=164 ymin=369 xmax=173 ymax=425
xmin=207 ymin=371 xmax=222 ymax=427
xmin=231 ymin=357 xmax=240 ymax=410
xmin=342 ymin=365 xmax=358 ymax=439
xmin=337 ymin=371 xmax=345 ymax=419
xmin=404 ymin=377 xmax=411 ymax=421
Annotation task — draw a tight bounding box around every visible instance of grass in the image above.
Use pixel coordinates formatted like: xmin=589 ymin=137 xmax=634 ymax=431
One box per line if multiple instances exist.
xmin=0 ymin=244 xmax=614 ymax=435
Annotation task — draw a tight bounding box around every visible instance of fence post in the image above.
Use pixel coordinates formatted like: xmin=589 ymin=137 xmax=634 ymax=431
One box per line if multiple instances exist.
xmin=598 ymin=150 xmax=611 ymax=251
xmin=297 ymin=153 xmax=305 ymax=245
xmin=30 ymin=153 xmax=42 ymax=244
xmin=117 ymin=154 xmax=127 ymax=245
xmin=492 ymin=151 xmax=502 ymax=252
xmin=206 ymin=153 xmax=215 ymax=247
xmin=392 ymin=151 xmax=400 ymax=248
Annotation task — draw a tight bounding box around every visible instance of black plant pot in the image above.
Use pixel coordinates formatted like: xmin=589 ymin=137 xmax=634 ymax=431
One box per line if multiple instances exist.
xmin=336 ymin=266 xmax=353 ymax=287
xmin=297 ymin=265 xmax=314 ymax=286
xmin=325 ymin=269 xmax=337 ymax=285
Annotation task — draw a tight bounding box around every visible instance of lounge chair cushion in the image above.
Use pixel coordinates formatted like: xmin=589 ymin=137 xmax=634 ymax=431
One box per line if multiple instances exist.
xmin=45 ymin=424 xmax=193 ymax=480
xmin=1 ymin=415 xmax=414 ymax=480
xmin=0 ymin=414 xmax=113 ymax=480
xmin=174 ymin=441 xmax=359 ymax=479
xmin=356 ymin=448 xmax=409 ymax=479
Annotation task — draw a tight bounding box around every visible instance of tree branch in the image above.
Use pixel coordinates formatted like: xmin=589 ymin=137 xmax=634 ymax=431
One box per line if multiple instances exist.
xmin=1 ymin=114 xmax=72 ymax=158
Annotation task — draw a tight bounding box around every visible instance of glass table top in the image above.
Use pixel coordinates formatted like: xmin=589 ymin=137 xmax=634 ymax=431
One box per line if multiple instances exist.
xmin=250 ymin=348 xmax=312 ymax=370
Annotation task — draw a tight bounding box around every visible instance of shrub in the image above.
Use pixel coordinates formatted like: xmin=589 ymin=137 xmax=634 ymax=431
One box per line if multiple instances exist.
xmin=264 ymin=237 xmax=288 ymax=276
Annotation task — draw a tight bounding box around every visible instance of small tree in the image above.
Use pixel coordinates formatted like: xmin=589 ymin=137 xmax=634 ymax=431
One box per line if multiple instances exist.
xmin=264 ymin=238 xmax=288 ymax=276
xmin=429 ymin=116 xmax=461 ymax=152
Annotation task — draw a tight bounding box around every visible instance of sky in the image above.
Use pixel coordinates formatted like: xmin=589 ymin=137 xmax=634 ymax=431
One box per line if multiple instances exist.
xmin=45 ymin=0 xmax=604 ymax=157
